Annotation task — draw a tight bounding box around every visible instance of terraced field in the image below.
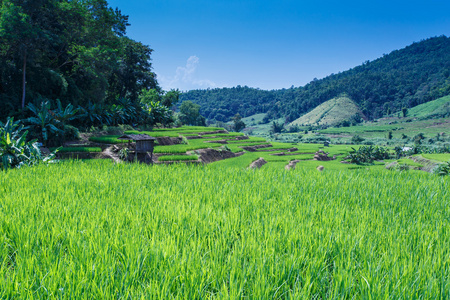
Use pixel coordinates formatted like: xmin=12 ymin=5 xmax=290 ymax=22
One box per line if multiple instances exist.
xmin=57 ymin=126 xmax=448 ymax=172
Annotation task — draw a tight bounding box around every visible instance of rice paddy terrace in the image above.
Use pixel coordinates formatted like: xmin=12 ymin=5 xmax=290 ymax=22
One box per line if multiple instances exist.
xmin=55 ymin=126 xmax=449 ymax=172
xmin=2 ymin=126 xmax=450 ymax=298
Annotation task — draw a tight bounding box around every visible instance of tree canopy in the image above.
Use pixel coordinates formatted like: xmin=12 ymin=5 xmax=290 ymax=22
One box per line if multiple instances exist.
xmin=0 ymin=0 xmax=159 ymax=118
xmin=180 ymin=36 xmax=450 ymax=122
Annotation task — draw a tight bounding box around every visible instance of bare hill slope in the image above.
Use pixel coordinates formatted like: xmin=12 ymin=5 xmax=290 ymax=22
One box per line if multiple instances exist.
xmin=289 ymin=96 xmax=366 ymax=126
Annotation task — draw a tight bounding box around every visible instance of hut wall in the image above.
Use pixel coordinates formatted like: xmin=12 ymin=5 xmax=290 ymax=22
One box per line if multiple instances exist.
xmin=136 ymin=140 xmax=154 ymax=153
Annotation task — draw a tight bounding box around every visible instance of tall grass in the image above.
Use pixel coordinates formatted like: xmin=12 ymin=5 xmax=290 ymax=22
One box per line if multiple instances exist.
xmin=158 ymin=155 xmax=198 ymax=161
xmin=1 ymin=162 xmax=449 ymax=298
xmin=89 ymin=135 xmax=129 ymax=144
xmin=57 ymin=146 xmax=102 ymax=153
xmin=154 ymin=139 xmax=223 ymax=154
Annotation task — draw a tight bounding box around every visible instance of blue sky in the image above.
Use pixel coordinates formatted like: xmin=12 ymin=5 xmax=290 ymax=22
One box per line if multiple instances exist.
xmin=107 ymin=0 xmax=450 ymax=91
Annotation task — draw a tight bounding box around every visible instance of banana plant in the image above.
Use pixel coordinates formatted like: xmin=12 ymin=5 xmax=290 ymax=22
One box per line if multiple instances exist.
xmin=25 ymin=101 xmax=62 ymax=146
xmin=53 ymin=99 xmax=80 ymax=126
xmin=0 ymin=117 xmax=58 ymax=170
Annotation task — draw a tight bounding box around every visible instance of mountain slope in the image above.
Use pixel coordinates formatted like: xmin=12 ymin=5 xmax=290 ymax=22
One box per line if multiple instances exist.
xmin=180 ymin=36 xmax=450 ymax=122
xmin=289 ymin=96 xmax=365 ymax=126
xmin=406 ymin=95 xmax=450 ymax=118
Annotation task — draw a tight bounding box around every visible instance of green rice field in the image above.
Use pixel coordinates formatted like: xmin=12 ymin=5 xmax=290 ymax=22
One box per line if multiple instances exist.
xmin=1 ymin=161 xmax=449 ymax=298
xmin=158 ymin=155 xmax=199 ymax=161
xmin=88 ymin=135 xmax=129 ymax=144
xmin=57 ymin=147 xmax=103 ymax=153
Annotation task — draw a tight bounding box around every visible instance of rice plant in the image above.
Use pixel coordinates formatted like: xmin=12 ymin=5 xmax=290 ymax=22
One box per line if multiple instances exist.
xmin=158 ymin=155 xmax=199 ymax=161
xmin=0 ymin=161 xmax=449 ymax=298
xmin=57 ymin=147 xmax=102 ymax=153
xmin=89 ymin=135 xmax=129 ymax=144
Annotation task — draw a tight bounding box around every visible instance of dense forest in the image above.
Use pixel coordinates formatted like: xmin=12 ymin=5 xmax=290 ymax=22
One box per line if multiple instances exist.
xmin=180 ymin=36 xmax=450 ymax=122
xmin=0 ymin=0 xmax=158 ymax=118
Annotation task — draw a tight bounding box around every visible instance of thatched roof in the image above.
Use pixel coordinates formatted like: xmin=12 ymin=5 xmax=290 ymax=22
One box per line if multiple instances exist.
xmin=118 ymin=134 xmax=156 ymax=141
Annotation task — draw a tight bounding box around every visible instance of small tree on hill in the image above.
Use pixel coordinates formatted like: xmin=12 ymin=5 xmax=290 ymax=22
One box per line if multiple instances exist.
xmin=232 ymin=113 xmax=246 ymax=132
xmin=179 ymin=101 xmax=205 ymax=126
xmin=402 ymin=107 xmax=408 ymax=118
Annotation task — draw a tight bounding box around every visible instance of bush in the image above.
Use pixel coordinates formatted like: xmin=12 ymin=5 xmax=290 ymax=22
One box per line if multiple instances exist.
xmin=351 ymin=135 xmax=364 ymax=144
xmin=119 ymin=147 xmax=130 ymax=161
xmin=434 ymin=161 xmax=450 ymax=176
xmin=64 ymin=125 xmax=80 ymax=141
xmin=348 ymin=145 xmax=390 ymax=164
xmin=1 ymin=117 xmax=58 ymax=170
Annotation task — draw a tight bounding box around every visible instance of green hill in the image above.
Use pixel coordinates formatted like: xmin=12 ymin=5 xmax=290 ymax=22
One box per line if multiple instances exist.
xmin=289 ymin=96 xmax=365 ymax=126
xmin=406 ymin=95 xmax=450 ymax=118
xmin=180 ymin=36 xmax=450 ymax=122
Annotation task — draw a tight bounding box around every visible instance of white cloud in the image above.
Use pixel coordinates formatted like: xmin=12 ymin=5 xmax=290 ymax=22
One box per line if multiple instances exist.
xmin=158 ymin=56 xmax=216 ymax=91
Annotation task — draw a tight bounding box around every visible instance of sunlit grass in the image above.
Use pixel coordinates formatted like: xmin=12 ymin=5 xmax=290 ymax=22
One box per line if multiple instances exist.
xmin=422 ymin=153 xmax=450 ymax=162
xmin=89 ymin=135 xmax=129 ymax=144
xmin=0 ymin=161 xmax=449 ymax=298
xmin=158 ymin=155 xmax=198 ymax=161
xmin=57 ymin=146 xmax=102 ymax=153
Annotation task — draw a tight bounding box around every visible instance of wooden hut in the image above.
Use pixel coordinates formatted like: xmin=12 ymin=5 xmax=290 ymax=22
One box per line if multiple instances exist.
xmin=118 ymin=134 xmax=156 ymax=163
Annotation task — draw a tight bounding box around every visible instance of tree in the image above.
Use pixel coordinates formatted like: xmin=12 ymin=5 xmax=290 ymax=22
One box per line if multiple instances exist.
xmin=107 ymin=37 xmax=158 ymax=103
xmin=161 ymin=89 xmax=180 ymax=107
xmin=232 ymin=113 xmax=245 ymax=132
xmin=142 ymin=101 xmax=173 ymax=127
xmin=0 ymin=0 xmax=52 ymax=109
xmin=139 ymin=89 xmax=161 ymax=105
xmin=402 ymin=107 xmax=408 ymax=118
xmin=179 ymin=101 xmax=205 ymax=126
xmin=0 ymin=0 xmax=159 ymax=119
xmin=271 ymin=121 xmax=284 ymax=133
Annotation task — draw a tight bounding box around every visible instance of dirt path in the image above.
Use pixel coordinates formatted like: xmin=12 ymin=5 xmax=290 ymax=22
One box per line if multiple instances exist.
xmin=102 ymin=146 xmax=122 ymax=163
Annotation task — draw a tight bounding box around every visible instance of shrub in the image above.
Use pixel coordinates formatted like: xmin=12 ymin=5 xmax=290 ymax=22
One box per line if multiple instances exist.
xmin=119 ymin=147 xmax=130 ymax=161
xmin=348 ymin=145 xmax=390 ymax=164
xmin=64 ymin=125 xmax=80 ymax=141
xmin=0 ymin=117 xmax=58 ymax=170
xmin=434 ymin=161 xmax=450 ymax=176
xmin=351 ymin=135 xmax=364 ymax=144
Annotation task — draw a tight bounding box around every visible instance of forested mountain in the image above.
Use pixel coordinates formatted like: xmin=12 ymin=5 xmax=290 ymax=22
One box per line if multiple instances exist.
xmin=180 ymin=36 xmax=450 ymax=122
xmin=0 ymin=0 xmax=158 ymax=118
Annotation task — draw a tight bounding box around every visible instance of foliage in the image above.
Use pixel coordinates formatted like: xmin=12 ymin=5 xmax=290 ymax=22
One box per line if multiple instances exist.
xmin=181 ymin=36 xmax=450 ymax=122
xmin=178 ymin=101 xmax=206 ymax=126
xmin=142 ymin=101 xmax=173 ymax=127
xmin=434 ymin=161 xmax=450 ymax=176
xmin=351 ymin=135 xmax=364 ymax=144
xmin=118 ymin=147 xmax=130 ymax=160
xmin=0 ymin=117 xmax=57 ymax=170
xmin=271 ymin=121 xmax=284 ymax=133
xmin=24 ymin=100 xmax=62 ymax=146
xmin=161 ymin=89 xmax=181 ymax=107
xmin=402 ymin=107 xmax=408 ymax=117
xmin=232 ymin=113 xmax=246 ymax=132
xmin=348 ymin=145 xmax=390 ymax=164
xmin=63 ymin=125 xmax=80 ymax=141
xmin=0 ymin=0 xmax=158 ymax=117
